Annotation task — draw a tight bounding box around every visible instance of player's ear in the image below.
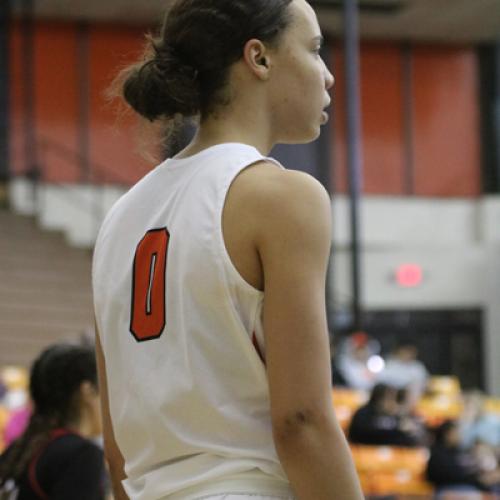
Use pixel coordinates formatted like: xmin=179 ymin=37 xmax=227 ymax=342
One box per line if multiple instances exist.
xmin=243 ymin=39 xmax=271 ymax=81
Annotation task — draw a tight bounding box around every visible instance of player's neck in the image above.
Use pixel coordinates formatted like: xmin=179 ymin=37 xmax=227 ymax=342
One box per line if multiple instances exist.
xmin=178 ymin=101 xmax=276 ymax=158
xmin=64 ymin=417 xmax=90 ymax=438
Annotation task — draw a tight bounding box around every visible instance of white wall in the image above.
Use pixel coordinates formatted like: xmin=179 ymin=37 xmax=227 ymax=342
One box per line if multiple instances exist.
xmin=9 ymin=177 xmax=37 ymax=216
xmin=332 ymin=195 xmax=500 ymax=395
xmin=8 ymin=179 xmax=126 ymax=247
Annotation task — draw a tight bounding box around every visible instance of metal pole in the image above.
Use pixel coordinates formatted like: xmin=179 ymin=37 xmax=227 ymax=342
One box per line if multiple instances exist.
xmin=0 ymin=0 xmax=11 ymax=206
xmin=343 ymin=0 xmax=363 ymax=331
xmin=21 ymin=0 xmax=38 ymax=188
xmin=479 ymin=44 xmax=500 ymax=194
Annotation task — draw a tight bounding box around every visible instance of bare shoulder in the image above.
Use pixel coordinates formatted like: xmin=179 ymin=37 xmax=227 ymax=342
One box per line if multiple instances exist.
xmin=234 ymin=160 xmax=331 ymax=222
xmin=223 ymin=161 xmax=331 ymax=289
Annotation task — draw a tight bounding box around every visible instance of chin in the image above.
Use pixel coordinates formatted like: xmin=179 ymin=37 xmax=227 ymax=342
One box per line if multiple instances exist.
xmin=280 ymin=126 xmax=321 ymax=145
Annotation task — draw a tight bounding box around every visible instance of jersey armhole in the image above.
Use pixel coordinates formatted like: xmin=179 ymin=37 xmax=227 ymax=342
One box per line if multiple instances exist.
xmin=217 ymin=158 xmax=282 ymax=296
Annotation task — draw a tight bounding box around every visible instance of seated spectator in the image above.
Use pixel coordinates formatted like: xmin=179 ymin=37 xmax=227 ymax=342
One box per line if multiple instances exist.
xmin=426 ymin=420 xmax=500 ymax=495
xmin=377 ymin=341 xmax=429 ymax=403
xmin=396 ymin=387 xmax=429 ymax=446
xmin=336 ymin=332 xmax=378 ymax=391
xmin=460 ymin=390 xmax=500 ymax=451
xmin=348 ymin=383 xmax=424 ymax=447
xmin=0 ymin=344 xmax=105 ymax=500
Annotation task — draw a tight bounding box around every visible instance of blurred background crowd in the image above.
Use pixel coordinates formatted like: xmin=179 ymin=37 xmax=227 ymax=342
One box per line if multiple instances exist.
xmin=1 ymin=334 xmax=500 ymax=498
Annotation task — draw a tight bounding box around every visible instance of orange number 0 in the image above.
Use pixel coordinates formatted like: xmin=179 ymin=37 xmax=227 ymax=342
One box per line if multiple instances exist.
xmin=130 ymin=228 xmax=170 ymax=342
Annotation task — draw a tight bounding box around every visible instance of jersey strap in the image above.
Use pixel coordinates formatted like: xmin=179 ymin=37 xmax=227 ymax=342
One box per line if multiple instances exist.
xmin=28 ymin=428 xmax=78 ymax=499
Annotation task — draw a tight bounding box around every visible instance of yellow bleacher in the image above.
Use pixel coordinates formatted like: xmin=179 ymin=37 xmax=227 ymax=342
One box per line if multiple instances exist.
xmin=332 ymin=377 xmax=500 ymax=498
xmin=0 ymin=365 xmax=29 ymax=453
xmin=350 ymin=445 xmax=434 ymax=497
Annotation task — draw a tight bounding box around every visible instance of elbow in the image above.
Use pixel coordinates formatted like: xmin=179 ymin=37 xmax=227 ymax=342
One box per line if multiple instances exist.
xmin=272 ymin=406 xmax=338 ymax=448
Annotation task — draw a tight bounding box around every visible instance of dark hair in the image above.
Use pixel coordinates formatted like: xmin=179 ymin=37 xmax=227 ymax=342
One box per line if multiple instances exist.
xmin=394 ymin=340 xmax=417 ymax=351
xmin=433 ymin=419 xmax=458 ymax=446
xmin=396 ymin=387 xmax=409 ymax=405
xmin=0 ymin=344 xmax=97 ymax=486
xmin=122 ymin=0 xmax=294 ymax=122
xmin=368 ymin=383 xmax=394 ymax=408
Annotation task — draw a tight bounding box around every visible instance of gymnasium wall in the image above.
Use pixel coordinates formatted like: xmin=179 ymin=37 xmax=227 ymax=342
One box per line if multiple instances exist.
xmin=9 ymin=21 xmax=481 ymax=197
xmin=332 ymin=43 xmax=481 ymax=197
xmin=7 ymin=19 xmax=499 ymax=395
xmin=9 ymin=21 xmax=151 ymax=185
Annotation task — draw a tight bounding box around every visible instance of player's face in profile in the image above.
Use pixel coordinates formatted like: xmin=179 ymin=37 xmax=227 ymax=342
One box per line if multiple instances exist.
xmin=269 ymin=0 xmax=334 ymax=143
xmin=84 ymin=383 xmax=103 ymax=437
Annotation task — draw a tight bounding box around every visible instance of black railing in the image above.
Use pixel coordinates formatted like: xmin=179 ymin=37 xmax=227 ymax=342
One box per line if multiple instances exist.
xmin=12 ymin=136 xmax=134 ymax=241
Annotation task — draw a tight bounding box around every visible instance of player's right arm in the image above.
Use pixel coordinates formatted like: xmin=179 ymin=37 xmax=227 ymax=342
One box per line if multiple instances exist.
xmin=253 ymin=167 xmax=363 ymax=500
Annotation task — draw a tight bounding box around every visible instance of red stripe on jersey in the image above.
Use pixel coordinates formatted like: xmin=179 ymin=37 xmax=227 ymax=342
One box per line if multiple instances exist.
xmin=28 ymin=429 xmax=76 ymax=499
xmin=252 ymin=332 xmax=266 ymax=365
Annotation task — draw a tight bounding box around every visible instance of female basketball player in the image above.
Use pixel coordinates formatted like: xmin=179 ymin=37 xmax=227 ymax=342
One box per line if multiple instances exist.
xmin=93 ymin=0 xmax=363 ymax=499
xmin=0 ymin=344 xmax=104 ymax=499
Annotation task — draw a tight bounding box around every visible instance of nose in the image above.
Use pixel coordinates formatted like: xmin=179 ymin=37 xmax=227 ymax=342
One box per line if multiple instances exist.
xmin=325 ymin=67 xmax=335 ymax=91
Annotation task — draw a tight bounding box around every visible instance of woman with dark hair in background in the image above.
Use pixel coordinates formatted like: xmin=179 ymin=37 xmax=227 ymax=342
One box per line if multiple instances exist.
xmin=348 ymin=383 xmax=425 ymax=447
xmin=93 ymin=0 xmax=363 ymax=499
xmin=0 ymin=344 xmax=104 ymax=499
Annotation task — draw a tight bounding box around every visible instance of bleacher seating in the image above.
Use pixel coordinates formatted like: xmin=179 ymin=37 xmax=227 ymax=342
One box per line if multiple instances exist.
xmin=332 ymin=378 xmax=500 ymax=498
xmin=351 ymin=445 xmax=433 ymax=497
xmin=0 ymin=210 xmax=94 ymax=368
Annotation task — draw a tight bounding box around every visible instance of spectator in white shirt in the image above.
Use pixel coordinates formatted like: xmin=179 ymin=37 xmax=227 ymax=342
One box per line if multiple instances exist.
xmin=336 ymin=332 xmax=378 ymax=392
xmin=377 ymin=341 xmax=429 ymax=403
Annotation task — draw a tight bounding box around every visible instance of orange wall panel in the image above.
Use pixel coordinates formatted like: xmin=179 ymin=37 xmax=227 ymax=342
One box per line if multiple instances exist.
xmin=33 ymin=22 xmax=79 ymax=183
xmin=412 ymin=47 xmax=480 ymax=197
xmin=10 ymin=24 xmax=482 ymax=197
xmin=360 ymin=44 xmax=405 ymax=194
xmin=88 ymin=25 xmax=152 ymax=185
xmin=333 ymin=44 xmax=406 ymax=195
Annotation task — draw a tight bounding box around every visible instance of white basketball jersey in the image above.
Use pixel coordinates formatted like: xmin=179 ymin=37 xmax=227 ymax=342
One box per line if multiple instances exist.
xmin=92 ymin=143 xmax=292 ymax=499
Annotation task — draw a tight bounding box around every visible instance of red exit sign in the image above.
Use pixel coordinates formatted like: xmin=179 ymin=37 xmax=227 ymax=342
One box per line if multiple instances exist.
xmin=395 ymin=264 xmax=423 ymax=288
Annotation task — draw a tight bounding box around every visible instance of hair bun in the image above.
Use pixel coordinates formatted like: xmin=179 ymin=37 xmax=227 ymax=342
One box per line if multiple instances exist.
xmin=123 ymin=45 xmax=201 ymax=121
xmin=118 ymin=0 xmax=293 ymax=122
